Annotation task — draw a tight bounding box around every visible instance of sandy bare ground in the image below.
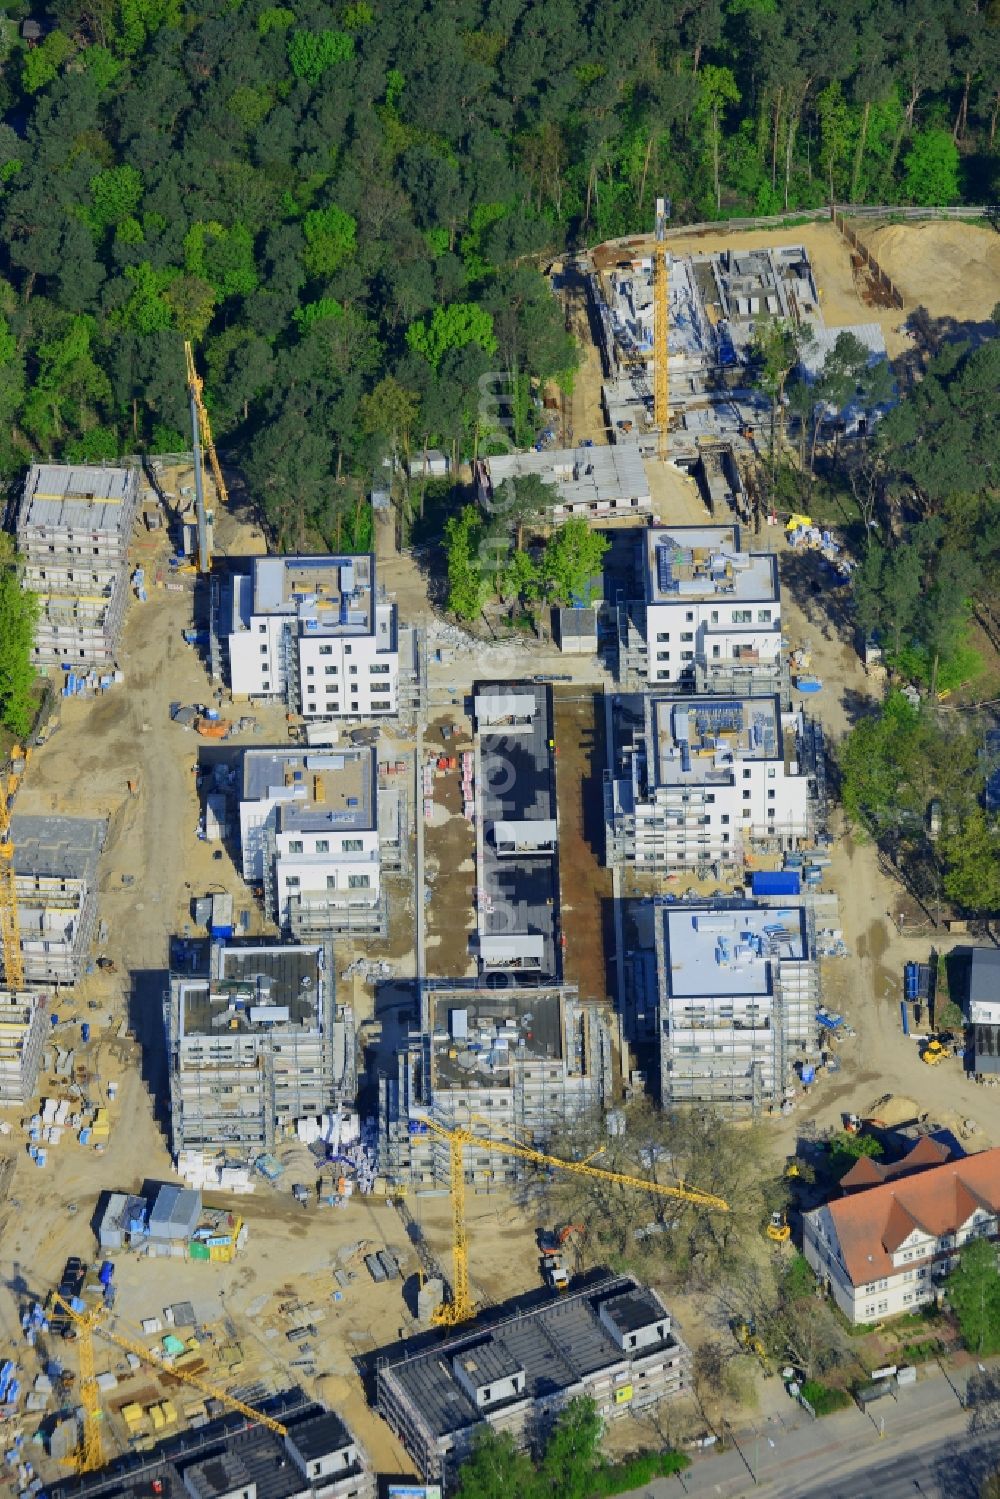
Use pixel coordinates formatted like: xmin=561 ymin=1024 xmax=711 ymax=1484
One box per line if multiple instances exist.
xmin=858 ymin=220 xmax=1000 ymax=326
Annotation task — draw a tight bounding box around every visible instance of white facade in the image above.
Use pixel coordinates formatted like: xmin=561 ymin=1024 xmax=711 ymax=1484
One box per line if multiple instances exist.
xmin=227 ymin=555 xmax=399 ymax=719
xmin=967 ymin=948 xmax=1000 ymax=1026
xmin=476 ymin=444 xmax=651 ymax=522
xmin=0 ymin=990 xmax=47 ymax=1106
xmin=643 ymin=526 xmax=782 ymax=690
xmin=802 ymin=1149 xmax=1000 ymax=1324
xmin=607 ymin=695 xmax=812 ymax=867
xmin=238 ymin=748 xmax=382 ymax=937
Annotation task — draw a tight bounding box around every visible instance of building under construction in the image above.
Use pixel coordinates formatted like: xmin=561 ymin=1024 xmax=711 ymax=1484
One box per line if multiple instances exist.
xmin=655 ymin=899 xmax=821 ymax=1112
xmin=0 ymin=989 xmax=47 ymax=1105
xmin=164 ymin=940 xmax=354 ymax=1178
xmin=17 ymin=462 xmax=140 ymax=667
xmin=377 ymin=979 xmax=613 ymax=1191
xmin=375 ymin=1273 xmax=689 ymax=1487
xmin=11 ymin=815 xmax=106 ymax=986
xmin=49 ymin=1389 xmax=375 ymax=1499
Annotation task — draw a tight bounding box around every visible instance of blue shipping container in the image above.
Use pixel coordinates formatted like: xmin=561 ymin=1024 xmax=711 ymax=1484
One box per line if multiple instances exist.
xmin=751 ymin=871 xmax=801 ymax=896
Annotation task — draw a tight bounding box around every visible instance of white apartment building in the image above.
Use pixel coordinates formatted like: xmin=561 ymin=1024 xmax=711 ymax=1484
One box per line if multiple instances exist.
xmin=239 ymin=747 xmax=382 ymax=937
xmin=641 ymin=526 xmax=783 ymax=693
xmin=803 ymin=1147 xmax=1000 ymax=1323
xmin=226 ymin=555 xmax=399 ymax=719
xmin=655 ymin=902 xmax=820 ymax=1111
xmin=606 ymin=694 xmax=813 ymax=868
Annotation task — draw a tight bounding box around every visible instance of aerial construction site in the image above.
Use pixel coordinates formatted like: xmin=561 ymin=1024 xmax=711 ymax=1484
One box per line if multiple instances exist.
xmin=0 ymin=211 xmax=999 ymax=1499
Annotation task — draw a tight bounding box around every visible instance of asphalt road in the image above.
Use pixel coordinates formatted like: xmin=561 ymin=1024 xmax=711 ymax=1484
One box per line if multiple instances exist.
xmin=785 ymin=1424 xmax=1000 ymax=1498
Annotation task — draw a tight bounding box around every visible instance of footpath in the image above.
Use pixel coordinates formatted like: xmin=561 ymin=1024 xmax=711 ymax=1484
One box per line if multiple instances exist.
xmin=622 ymin=1355 xmax=1000 ymax=1499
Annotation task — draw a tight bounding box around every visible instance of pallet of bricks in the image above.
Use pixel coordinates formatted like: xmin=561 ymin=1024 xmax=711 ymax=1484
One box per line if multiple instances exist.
xmin=462 ymin=751 xmax=474 ymax=821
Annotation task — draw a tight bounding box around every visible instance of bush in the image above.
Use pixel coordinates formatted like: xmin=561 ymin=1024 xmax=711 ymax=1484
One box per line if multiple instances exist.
xmin=800 ymin=1380 xmax=851 ymax=1416
xmin=588 ymin=1450 xmax=691 ymax=1496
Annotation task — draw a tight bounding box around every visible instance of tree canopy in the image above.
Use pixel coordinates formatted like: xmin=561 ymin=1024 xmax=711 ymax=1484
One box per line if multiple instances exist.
xmin=0 ymin=0 xmax=991 ymax=537
xmin=947 ymin=1237 xmax=1000 ymax=1356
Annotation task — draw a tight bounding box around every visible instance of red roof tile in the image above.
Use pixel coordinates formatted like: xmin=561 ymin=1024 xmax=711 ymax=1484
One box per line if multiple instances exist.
xmin=839 ymin=1136 xmax=952 ymax=1194
xmin=823 ymin=1147 xmax=1000 ymax=1287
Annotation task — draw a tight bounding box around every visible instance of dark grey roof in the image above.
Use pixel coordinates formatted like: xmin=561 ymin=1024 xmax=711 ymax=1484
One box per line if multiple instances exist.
xmin=379 ymin=1275 xmax=678 ymax=1440
xmin=973 ymin=1024 xmax=1000 ymax=1074
xmin=11 ymin=815 xmax=106 ymax=881
xmin=285 ymin=1409 xmax=352 ymax=1460
xmin=183 ymin=1451 xmax=251 ymax=1499
xmin=599 ymin=1288 xmax=665 ymax=1335
xmin=453 ymin=1337 xmax=523 ymax=1386
xmin=969 ymin=948 xmax=1000 ymax=1006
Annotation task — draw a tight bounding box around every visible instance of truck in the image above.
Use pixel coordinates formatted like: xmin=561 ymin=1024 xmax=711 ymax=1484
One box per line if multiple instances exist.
xmin=540 ymin=1251 xmax=569 ymax=1291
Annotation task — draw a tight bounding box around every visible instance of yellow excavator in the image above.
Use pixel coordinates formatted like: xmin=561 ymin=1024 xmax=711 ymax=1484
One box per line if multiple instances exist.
xmin=766 ymin=1210 xmax=791 ymax=1243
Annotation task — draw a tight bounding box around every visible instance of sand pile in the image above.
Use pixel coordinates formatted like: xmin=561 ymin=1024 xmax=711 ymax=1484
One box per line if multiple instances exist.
xmin=864 ymin=221 xmax=1000 ymax=322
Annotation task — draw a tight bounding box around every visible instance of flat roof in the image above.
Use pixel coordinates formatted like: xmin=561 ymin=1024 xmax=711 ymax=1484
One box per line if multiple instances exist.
xmin=969 ymin=948 xmax=1000 ymax=1006
xmin=379 ymin=1276 xmax=676 ymax=1440
xmin=485 ymin=444 xmax=650 ymax=508
xmin=651 ymin=696 xmax=782 ymax=786
xmin=645 ymin=526 xmax=778 ymax=605
xmin=242 ymin=747 xmax=375 ymax=833
xmin=251 ymin=554 xmax=374 ymax=632
xmin=48 ymin=1393 xmax=354 ymax=1499
xmin=431 ymin=987 xmax=564 ymax=1089
xmin=11 ymin=815 xmax=107 ymax=882
xmin=662 ymin=904 xmax=807 ymax=999
xmin=176 ymin=942 xmax=328 ymax=1037
xmin=286 ymin=1409 xmax=352 ymax=1459
xmin=18 ymin=462 xmax=136 ymax=535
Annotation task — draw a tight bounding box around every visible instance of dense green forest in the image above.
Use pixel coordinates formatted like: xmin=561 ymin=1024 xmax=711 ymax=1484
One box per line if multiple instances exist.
xmin=0 ymin=0 xmax=996 ymax=541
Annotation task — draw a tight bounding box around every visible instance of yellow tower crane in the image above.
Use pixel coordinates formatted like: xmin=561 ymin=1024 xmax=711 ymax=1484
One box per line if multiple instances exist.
xmin=652 ymin=196 xmax=670 ymax=461
xmin=0 ymin=746 xmax=29 ymax=991
xmin=421 ymin=1117 xmax=729 ymax=1327
xmin=184 ymin=341 xmax=229 ymax=512
xmin=50 ymin=1292 xmax=286 ymax=1472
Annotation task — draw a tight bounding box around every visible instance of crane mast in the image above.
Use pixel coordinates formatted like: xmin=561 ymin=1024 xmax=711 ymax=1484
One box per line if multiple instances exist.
xmin=422 ymin=1116 xmax=728 ymax=1327
xmin=184 ymin=341 xmax=228 ymax=574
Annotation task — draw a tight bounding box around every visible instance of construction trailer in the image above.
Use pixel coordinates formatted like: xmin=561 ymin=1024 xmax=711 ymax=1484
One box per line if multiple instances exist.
xmin=17 ymin=463 xmax=141 ymax=668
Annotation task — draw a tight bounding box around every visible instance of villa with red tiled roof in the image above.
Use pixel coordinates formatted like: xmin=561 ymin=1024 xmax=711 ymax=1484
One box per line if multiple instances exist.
xmin=802 ymin=1146 xmax=1000 ymax=1323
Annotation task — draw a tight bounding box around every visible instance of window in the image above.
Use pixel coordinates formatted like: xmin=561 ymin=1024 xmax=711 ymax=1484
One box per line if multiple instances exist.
xmin=656 ymin=650 xmax=670 ymax=661
xmin=258 ymin=624 xmax=266 ymax=634
xmin=758 ymin=609 xmax=772 ymax=623
xmin=710 ymin=610 xmax=719 ymax=624
xmin=705 ymin=793 xmax=715 ymax=804
xmin=732 ymin=609 xmax=751 ymax=624
xmin=306 ymin=666 xmax=315 ymax=676
xmin=370 ymin=664 xmax=390 ymax=674
xmin=742 ymin=790 xmax=751 ymax=800
xmin=656 ymin=632 xmax=670 ymax=642
xmin=288 ymin=840 xmax=304 ymax=854
xmin=286 ymin=876 xmax=300 ymax=888
xmin=260 ymin=645 xmax=268 ymax=655
xmin=315 ymin=839 xmax=330 ymax=853
xmin=325 ymin=665 xmax=337 ymax=676
xmin=680 ymin=650 xmax=694 ymax=661
xmin=680 ymin=631 xmax=693 ymax=642
xmin=319 ymin=645 xmax=333 ymax=656
xmin=348 ymin=874 xmax=370 ymax=889
xmin=344 ymin=644 xmax=352 ymax=655
xmin=721 ymin=814 xmax=730 ymax=825
xmin=767 ymin=789 xmax=776 ymax=800
xmin=349 ymin=665 xmax=358 ymax=676
xmin=685 ymin=610 xmax=694 ymax=622
xmin=343 ymin=838 xmax=363 ymax=852
xmin=326 ymin=875 xmax=337 ymax=889
xmin=712 ymin=644 xmax=721 ymax=659
xmin=262 ymin=681 xmax=270 ymax=691
xmin=743 ymin=808 xmax=751 ymax=819
xmin=743 ymin=768 xmax=752 ymax=780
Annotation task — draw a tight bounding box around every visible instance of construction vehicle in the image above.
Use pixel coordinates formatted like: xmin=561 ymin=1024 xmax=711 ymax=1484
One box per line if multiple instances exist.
xmin=49 ymin=1292 xmax=286 ymax=1472
xmin=652 ymin=197 xmax=670 ymax=460
xmin=540 ymin=1250 xmax=570 ymax=1291
xmin=538 ymin=1223 xmax=584 ymax=1253
xmin=421 ymin=1116 xmax=729 ymax=1328
xmin=183 ymin=341 xmax=228 ymax=574
xmin=734 ymin=1321 xmax=772 ymax=1375
xmin=0 ymin=747 xmax=29 ymax=990
xmin=766 ymin=1210 xmax=791 ymax=1243
xmin=921 ymin=1037 xmax=951 ymax=1065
